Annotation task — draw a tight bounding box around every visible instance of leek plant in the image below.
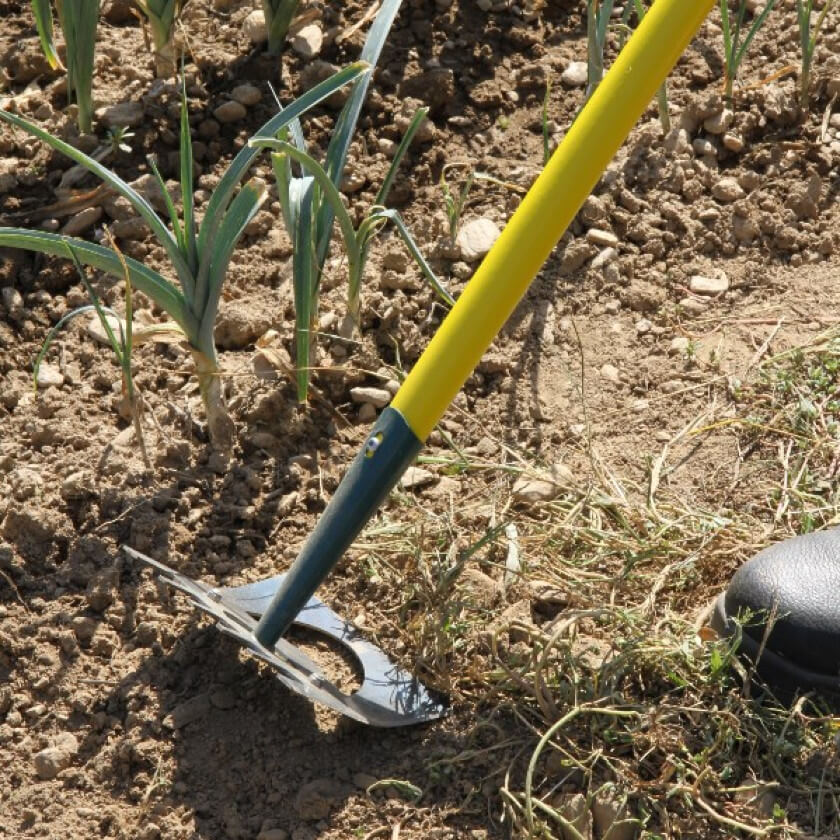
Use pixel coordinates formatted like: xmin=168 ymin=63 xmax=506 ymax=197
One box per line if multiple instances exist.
xmin=253 ymin=112 xmax=454 ymax=330
xmin=585 ymin=0 xmax=616 ymax=100
xmin=249 ymin=0 xmax=418 ymax=403
xmin=795 ymin=0 xmax=836 ymax=108
xmin=0 ymin=65 xmax=366 ymax=450
xmin=133 ymin=0 xmax=187 ymax=77
xmin=263 ymin=0 xmax=301 ymax=55
xmin=719 ymin=0 xmax=777 ymax=101
xmin=31 ymin=0 xmax=99 ymax=133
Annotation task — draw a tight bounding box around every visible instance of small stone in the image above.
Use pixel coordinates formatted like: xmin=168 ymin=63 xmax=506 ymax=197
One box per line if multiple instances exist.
xmin=71 ymin=616 xmax=97 ymax=646
xmin=231 ymin=84 xmax=262 ymax=106
xmin=1 ymin=286 xmax=24 ymax=319
xmin=214 ymin=100 xmax=247 ymax=124
xmin=561 ymin=61 xmax=587 ymax=87
xmin=349 ymin=386 xmax=391 ymax=408
xmin=679 ymin=297 xmax=707 ymax=316
xmin=512 ymin=477 xmax=559 ymax=504
xmin=61 ymin=205 xmax=103 ymax=236
xmin=215 ymin=300 xmax=272 ymax=349
xmin=166 ymin=693 xmax=211 ymax=729
xmin=291 ymin=24 xmax=323 ymax=59
xmin=97 ymin=101 xmax=144 ymax=129
xmin=600 ymin=363 xmax=620 ymax=384
xmin=635 ymin=318 xmax=652 ymax=334
xmin=243 ymin=9 xmax=267 ymax=43
xmin=60 ymin=470 xmax=91 ymax=500
xmin=33 ymin=734 xmax=78 ymax=780
xmin=689 ymin=273 xmax=729 ymax=295
xmin=669 ymin=336 xmax=690 ymax=355
xmin=703 ymin=108 xmax=732 ymax=135
xmin=591 ymin=247 xmax=617 ymax=269
xmin=692 ymin=137 xmax=717 ymax=157
xmin=456 ymin=217 xmax=501 ymax=261
xmin=35 ymin=363 xmax=64 ymax=388
xmin=585 ymin=228 xmax=618 ymax=248
xmin=722 ymin=132 xmax=744 ymax=152
xmin=712 ymin=177 xmax=745 ymax=202
xmin=34 ymin=747 xmax=71 ymax=780
xmin=400 ymin=467 xmax=436 ymax=489
xmin=357 ymin=403 xmax=376 ymax=423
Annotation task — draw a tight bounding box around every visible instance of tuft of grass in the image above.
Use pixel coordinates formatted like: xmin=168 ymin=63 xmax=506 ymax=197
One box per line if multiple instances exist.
xmin=795 ymin=0 xmax=837 ymax=109
xmin=35 ymin=234 xmax=152 ymax=467
xmin=345 ymin=326 xmax=840 ymax=837
xmin=719 ymin=0 xmax=778 ymax=101
xmin=0 ymin=65 xmax=366 ymax=450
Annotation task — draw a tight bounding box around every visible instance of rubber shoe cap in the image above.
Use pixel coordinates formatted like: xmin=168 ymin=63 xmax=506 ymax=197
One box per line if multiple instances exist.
xmin=711 ymin=529 xmax=840 ymax=700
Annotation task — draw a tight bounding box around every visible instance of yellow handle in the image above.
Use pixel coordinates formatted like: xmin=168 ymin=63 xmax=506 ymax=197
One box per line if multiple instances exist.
xmin=393 ymin=0 xmax=714 ymax=440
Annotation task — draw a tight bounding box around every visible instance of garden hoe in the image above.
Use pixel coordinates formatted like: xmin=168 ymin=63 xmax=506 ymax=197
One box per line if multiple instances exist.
xmin=126 ymin=0 xmax=715 ymax=726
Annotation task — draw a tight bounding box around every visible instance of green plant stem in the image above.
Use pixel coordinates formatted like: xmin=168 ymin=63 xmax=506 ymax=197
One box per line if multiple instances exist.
xmin=263 ymin=0 xmax=300 ymax=55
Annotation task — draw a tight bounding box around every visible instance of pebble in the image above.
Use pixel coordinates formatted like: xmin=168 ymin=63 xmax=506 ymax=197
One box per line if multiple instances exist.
xmin=692 ymin=137 xmax=717 ymax=157
xmin=591 ymin=247 xmax=617 ymax=269
xmin=689 ymin=273 xmax=729 ymax=295
xmin=512 ymin=476 xmax=559 ymax=504
xmin=400 ymin=466 xmax=436 ymax=489
xmin=213 ymin=100 xmax=247 ymax=124
xmin=60 ymin=470 xmax=90 ymax=500
xmin=357 ymin=403 xmax=376 ymax=422
xmin=585 ymin=228 xmax=618 ymax=248
xmin=349 ymin=386 xmax=391 ymax=408
xmin=231 ymin=84 xmax=262 ymax=106
xmin=635 ymin=318 xmax=652 ymax=334
xmin=561 ymin=61 xmax=588 ymax=87
xmin=722 ymin=132 xmax=744 ymax=152
xmin=166 ymin=693 xmax=211 ymax=729
xmin=669 ymin=336 xmax=690 ymax=355
xmin=679 ymin=297 xmax=707 ymax=315
xmin=600 ymin=363 xmax=621 ymax=384
xmin=711 ymin=177 xmax=745 ymax=202
xmin=291 ymin=24 xmax=323 ymax=59
xmin=243 ymin=9 xmax=267 ymax=43
xmin=61 ymin=205 xmax=103 ymax=236
xmin=294 ymin=779 xmax=343 ymax=821
xmin=1 ymin=286 xmax=24 ymax=320
xmin=33 ymin=733 xmax=78 ymax=781
xmin=97 ymin=101 xmax=144 ymax=129
xmin=35 ymin=363 xmax=64 ymax=388
xmin=703 ymin=108 xmax=732 ymax=135
xmin=456 ymin=217 xmax=501 ymax=261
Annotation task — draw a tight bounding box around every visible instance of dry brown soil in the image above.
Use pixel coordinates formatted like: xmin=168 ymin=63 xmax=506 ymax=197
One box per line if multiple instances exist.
xmin=1 ymin=1 xmax=840 ymax=838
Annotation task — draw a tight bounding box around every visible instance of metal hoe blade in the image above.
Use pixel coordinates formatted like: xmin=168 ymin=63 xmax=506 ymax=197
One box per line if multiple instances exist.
xmin=125 ymin=548 xmax=446 ymax=727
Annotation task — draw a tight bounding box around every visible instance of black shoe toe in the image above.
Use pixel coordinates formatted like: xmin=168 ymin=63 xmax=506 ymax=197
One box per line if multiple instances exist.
xmin=712 ymin=529 xmax=840 ymax=698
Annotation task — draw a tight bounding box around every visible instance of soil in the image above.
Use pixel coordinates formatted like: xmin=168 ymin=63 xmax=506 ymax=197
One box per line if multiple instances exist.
xmin=1 ymin=1 xmax=840 ymax=838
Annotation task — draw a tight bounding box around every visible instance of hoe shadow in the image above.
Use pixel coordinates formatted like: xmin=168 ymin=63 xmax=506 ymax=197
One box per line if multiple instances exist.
xmin=78 ymin=612 xmax=498 ymax=839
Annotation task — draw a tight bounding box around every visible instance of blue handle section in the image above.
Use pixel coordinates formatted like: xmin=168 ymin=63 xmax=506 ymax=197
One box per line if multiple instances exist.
xmin=254 ymin=406 xmax=423 ymax=648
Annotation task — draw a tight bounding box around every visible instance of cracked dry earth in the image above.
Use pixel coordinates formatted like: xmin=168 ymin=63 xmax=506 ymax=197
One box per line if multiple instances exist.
xmin=1 ymin=0 xmax=840 ymax=838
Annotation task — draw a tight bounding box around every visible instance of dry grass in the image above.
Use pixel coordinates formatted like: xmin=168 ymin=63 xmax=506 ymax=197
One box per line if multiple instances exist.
xmin=351 ymin=329 xmax=840 ymax=838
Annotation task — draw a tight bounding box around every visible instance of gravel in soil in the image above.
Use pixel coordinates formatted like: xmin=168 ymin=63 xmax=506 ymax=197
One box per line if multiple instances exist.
xmin=2 ymin=0 xmax=840 ymax=838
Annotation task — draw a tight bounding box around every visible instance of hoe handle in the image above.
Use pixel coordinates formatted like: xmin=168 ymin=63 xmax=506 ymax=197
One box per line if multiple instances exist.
xmin=255 ymin=0 xmax=716 ymax=648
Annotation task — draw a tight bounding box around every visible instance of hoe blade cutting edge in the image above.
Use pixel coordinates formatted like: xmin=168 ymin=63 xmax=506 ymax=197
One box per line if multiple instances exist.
xmin=126 ymin=548 xmax=446 ymax=727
